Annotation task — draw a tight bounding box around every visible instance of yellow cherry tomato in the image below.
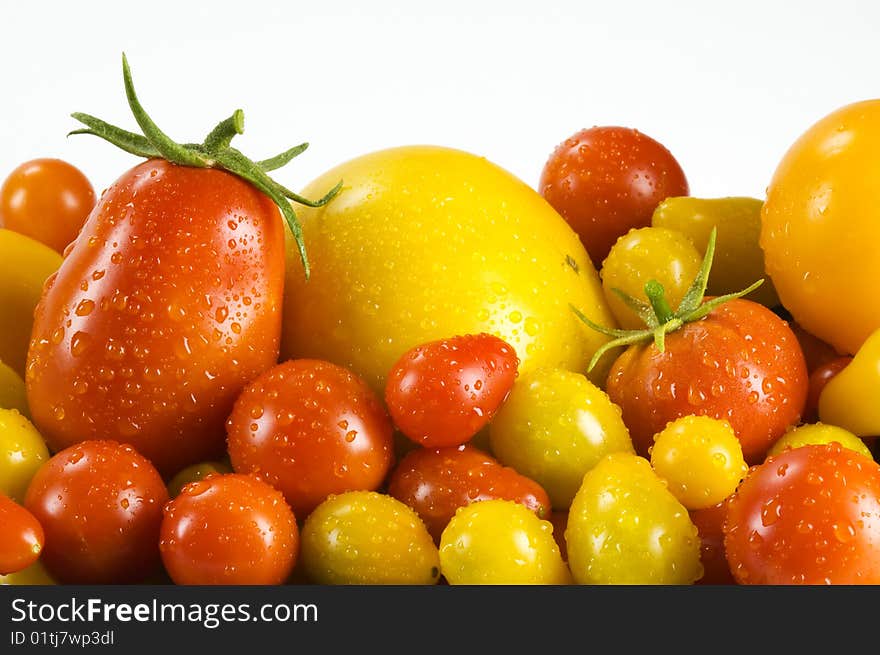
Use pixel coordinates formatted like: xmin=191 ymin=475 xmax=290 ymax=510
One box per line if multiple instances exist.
xmin=0 ymin=560 xmax=56 ymax=585
xmin=768 ymin=422 xmax=872 ymax=459
xmin=281 ymin=146 xmax=618 ymax=392
xmin=167 ymin=460 xmax=233 ymax=497
xmin=0 ymin=229 xmax=62 ymax=377
xmin=0 ymin=408 xmax=49 ymax=502
xmin=0 ymin=360 xmax=28 ymax=416
xmin=566 ymin=453 xmax=702 ymax=584
xmin=600 ymin=227 xmax=702 ymax=329
xmin=650 ymin=415 xmax=748 ymax=510
xmin=489 ymin=368 xmax=633 ymax=509
xmin=439 ymin=499 xmax=570 ymax=585
xmin=301 ymin=491 xmax=440 ymax=585
xmin=761 ymin=99 xmax=880 ymax=354
xmin=653 ymin=196 xmax=778 ymax=307
xmin=819 ymin=327 xmax=880 ymax=436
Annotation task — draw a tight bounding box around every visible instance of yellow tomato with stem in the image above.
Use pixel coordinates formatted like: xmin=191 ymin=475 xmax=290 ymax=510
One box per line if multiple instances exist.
xmin=281 ymin=146 xmax=617 ymax=392
xmin=761 ymin=99 xmax=880 ymax=355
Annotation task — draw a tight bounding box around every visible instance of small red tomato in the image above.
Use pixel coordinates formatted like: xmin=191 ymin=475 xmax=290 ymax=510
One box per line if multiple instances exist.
xmin=791 ymin=322 xmax=842 ymax=373
xmin=385 ymin=333 xmax=519 ymax=448
xmin=608 ymin=298 xmax=807 ymax=463
xmin=804 ymin=356 xmax=852 ymax=423
xmin=227 ymin=359 xmax=394 ymax=518
xmin=24 ymin=440 xmax=167 ymax=583
xmin=0 ymin=494 xmax=44 ymax=575
xmin=387 ymin=444 xmax=550 ymax=542
xmin=724 ymin=443 xmax=880 ymax=584
xmin=160 ymin=473 xmax=298 ymax=585
xmin=0 ymin=158 xmax=96 ymax=253
xmin=689 ymin=499 xmax=735 ymax=585
xmin=539 ymin=126 xmax=689 ymax=268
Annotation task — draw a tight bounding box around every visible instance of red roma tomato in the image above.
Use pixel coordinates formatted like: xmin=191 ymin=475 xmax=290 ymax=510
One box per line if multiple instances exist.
xmin=689 ymin=499 xmax=735 ymax=585
xmin=160 ymin=473 xmax=298 ymax=585
xmin=0 ymin=494 xmax=44 ymax=575
xmin=24 ymin=440 xmax=167 ymax=584
xmin=385 ymin=333 xmax=518 ymax=448
xmin=387 ymin=444 xmax=551 ymax=542
xmin=724 ymin=443 xmax=880 ymax=584
xmin=804 ymin=356 xmax=852 ymax=423
xmin=539 ymin=126 xmax=689 ymax=268
xmin=608 ymin=299 xmax=807 ymax=463
xmin=26 ymin=160 xmax=285 ymax=475
xmin=0 ymin=158 xmax=96 ymax=253
xmin=227 ymin=359 xmax=394 ymax=518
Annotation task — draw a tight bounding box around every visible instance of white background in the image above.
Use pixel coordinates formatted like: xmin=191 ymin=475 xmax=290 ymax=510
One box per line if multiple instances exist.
xmin=1 ymin=0 xmax=878 ymax=199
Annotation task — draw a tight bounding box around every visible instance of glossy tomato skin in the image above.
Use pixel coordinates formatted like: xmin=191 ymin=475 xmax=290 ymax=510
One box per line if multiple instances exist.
xmin=160 ymin=473 xmax=298 ymax=585
xmin=227 ymin=359 xmax=394 ymax=518
xmin=385 ymin=333 xmax=518 ymax=448
xmin=0 ymin=159 xmax=96 ymax=253
xmin=690 ymin=500 xmax=735 ymax=585
xmin=539 ymin=126 xmax=689 ymax=268
xmin=724 ymin=443 xmax=880 ymax=584
xmin=0 ymin=494 xmax=44 ymax=575
xmin=804 ymin=356 xmax=851 ymax=423
xmin=26 ymin=160 xmax=284 ymax=475
xmin=607 ymin=299 xmax=807 ymax=463
xmin=24 ymin=440 xmax=168 ymax=584
xmin=387 ymin=444 xmax=551 ymax=542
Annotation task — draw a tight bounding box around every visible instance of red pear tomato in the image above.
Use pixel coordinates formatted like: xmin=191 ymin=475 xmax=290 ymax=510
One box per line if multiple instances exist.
xmin=26 ymin=160 xmax=285 ymax=475
xmin=0 ymin=494 xmax=44 ymax=575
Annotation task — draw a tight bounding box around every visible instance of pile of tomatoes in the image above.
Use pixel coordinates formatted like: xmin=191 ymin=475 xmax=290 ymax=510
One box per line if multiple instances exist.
xmin=3 ymin=59 xmax=880 ymax=586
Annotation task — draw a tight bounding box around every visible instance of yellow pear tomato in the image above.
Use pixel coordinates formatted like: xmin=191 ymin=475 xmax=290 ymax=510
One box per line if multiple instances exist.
xmin=761 ymin=99 xmax=880 ymax=355
xmin=768 ymin=422 xmax=872 ymax=460
xmin=281 ymin=146 xmax=617 ymax=391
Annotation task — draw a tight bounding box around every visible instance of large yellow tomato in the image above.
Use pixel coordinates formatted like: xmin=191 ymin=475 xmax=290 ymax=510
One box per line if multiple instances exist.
xmin=0 ymin=229 xmax=62 ymax=377
xmin=281 ymin=146 xmax=616 ymax=391
xmin=761 ymin=100 xmax=880 ymax=355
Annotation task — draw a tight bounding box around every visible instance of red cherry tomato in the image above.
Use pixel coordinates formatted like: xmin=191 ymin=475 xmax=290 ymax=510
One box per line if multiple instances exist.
xmin=539 ymin=126 xmax=689 ymax=268
xmin=689 ymin=499 xmax=735 ymax=585
xmin=227 ymin=359 xmax=394 ymax=518
xmin=804 ymin=356 xmax=852 ymax=423
xmin=160 ymin=473 xmax=298 ymax=585
xmin=0 ymin=158 xmax=96 ymax=253
xmin=607 ymin=298 xmax=807 ymax=463
xmin=26 ymin=160 xmax=285 ymax=476
xmin=385 ymin=333 xmax=519 ymax=448
xmin=24 ymin=440 xmax=167 ymax=583
xmin=387 ymin=444 xmax=550 ymax=542
xmin=0 ymin=493 xmax=44 ymax=575
xmin=724 ymin=443 xmax=880 ymax=584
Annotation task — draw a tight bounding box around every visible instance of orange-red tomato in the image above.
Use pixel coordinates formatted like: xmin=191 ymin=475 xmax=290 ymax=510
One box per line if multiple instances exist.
xmin=539 ymin=126 xmax=689 ymax=268
xmin=387 ymin=444 xmax=551 ymax=542
xmin=24 ymin=440 xmax=167 ymax=584
xmin=159 ymin=473 xmax=298 ymax=585
xmin=0 ymin=493 xmax=44 ymax=575
xmin=385 ymin=334 xmax=518 ymax=448
xmin=227 ymin=359 xmax=394 ymax=518
xmin=26 ymin=160 xmax=285 ymax=475
xmin=804 ymin=356 xmax=852 ymax=423
xmin=0 ymin=158 xmax=96 ymax=253
xmin=724 ymin=443 xmax=880 ymax=584
xmin=607 ymin=298 xmax=807 ymax=463
xmin=689 ymin=499 xmax=735 ymax=585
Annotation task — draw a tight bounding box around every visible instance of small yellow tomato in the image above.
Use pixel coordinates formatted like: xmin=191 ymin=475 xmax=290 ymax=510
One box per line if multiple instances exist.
xmin=167 ymin=460 xmax=233 ymax=498
xmin=761 ymin=99 xmax=880 ymax=354
xmin=0 ymin=560 xmax=56 ymax=585
xmin=439 ymin=499 xmax=570 ymax=585
xmin=0 ymin=229 xmax=62 ymax=377
xmin=0 ymin=360 xmax=28 ymax=416
xmin=819 ymin=327 xmax=880 ymax=436
xmin=600 ymin=227 xmax=702 ymax=329
xmin=489 ymin=368 xmax=633 ymax=509
xmin=566 ymin=453 xmax=702 ymax=584
xmin=768 ymin=423 xmax=872 ymax=459
xmin=650 ymin=415 xmax=747 ymax=510
xmin=653 ymin=196 xmax=778 ymax=307
xmin=0 ymin=408 xmax=49 ymax=502
xmin=301 ymin=491 xmax=440 ymax=585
